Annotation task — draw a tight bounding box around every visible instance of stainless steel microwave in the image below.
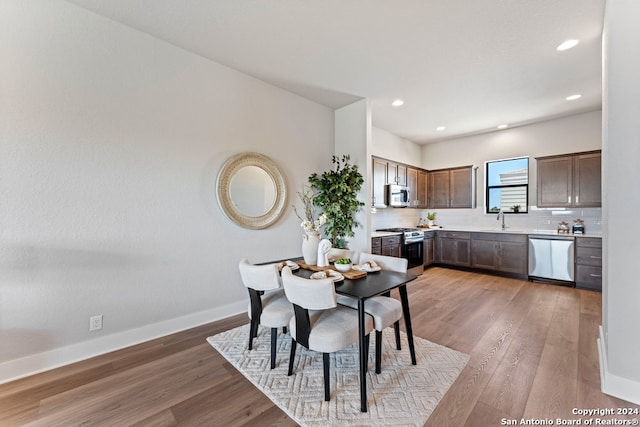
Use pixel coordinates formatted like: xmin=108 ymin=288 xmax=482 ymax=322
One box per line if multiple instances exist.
xmin=385 ymin=184 xmax=410 ymax=207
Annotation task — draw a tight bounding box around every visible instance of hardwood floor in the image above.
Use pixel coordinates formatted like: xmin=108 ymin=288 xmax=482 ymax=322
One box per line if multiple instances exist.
xmin=1 ymin=267 xmax=637 ymax=426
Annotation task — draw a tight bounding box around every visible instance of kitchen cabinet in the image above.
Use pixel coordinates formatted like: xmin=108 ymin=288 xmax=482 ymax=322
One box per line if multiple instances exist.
xmin=423 ymin=232 xmax=435 ymax=266
xmin=371 ymin=156 xmax=429 ymax=209
xmin=407 ymin=167 xmax=418 ymax=207
xmin=428 ymin=166 xmax=475 ymax=209
xmin=372 ymin=157 xmax=388 ymax=208
xmin=371 ymin=236 xmax=382 ymax=255
xmin=381 ymin=235 xmax=402 ymax=258
xmin=387 ymin=161 xmax=407 ymax=186
xmin=536 ymin=150 xmax=601 ymax=208
xmin=471 ymin=233 xmax=527 ymax=275
xmin=437 ymin=231 xmax=471 ymax=267
xmin=575 ymin=237 xmax=602 ymax=291
xmin=417 ymin=170 xmax=429 ymax=208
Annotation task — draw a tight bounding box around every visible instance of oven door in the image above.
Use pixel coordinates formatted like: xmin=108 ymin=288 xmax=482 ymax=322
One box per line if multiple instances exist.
xmin=402 ymin=240 xmax=424 ymax=275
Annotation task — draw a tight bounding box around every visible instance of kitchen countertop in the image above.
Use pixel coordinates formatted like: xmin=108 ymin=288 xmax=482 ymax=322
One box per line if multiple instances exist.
xmin=371 ymin=231 xmax=404 ymax=238
xmin=372 ymin=227 xmax=602 ymax=238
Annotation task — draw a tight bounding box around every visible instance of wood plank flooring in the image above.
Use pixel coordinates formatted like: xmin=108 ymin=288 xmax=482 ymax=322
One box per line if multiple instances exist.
xmin=1 ymin=267 xmax=638 ymax=426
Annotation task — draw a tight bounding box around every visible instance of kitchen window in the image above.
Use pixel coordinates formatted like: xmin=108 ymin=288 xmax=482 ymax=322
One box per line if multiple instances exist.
xmin=485 ymin=157 xmax=529 ymax=214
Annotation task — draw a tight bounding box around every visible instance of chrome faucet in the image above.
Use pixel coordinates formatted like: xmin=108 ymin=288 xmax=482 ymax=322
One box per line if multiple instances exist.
xmin=497 ymin=210 xmax=506 ymax=231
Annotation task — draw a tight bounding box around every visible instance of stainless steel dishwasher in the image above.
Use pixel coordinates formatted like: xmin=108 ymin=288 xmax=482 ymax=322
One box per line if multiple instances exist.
xmin=528 ymin=234 xmax=575 ymax=284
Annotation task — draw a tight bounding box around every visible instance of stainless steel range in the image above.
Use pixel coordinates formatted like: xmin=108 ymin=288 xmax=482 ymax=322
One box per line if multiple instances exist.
xmin=376 ymin=228 xmax=425 ymax=275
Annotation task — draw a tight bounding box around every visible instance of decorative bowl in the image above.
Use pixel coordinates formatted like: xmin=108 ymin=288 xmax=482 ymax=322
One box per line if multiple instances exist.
xmin=334 ymin=262 xmax=352 ymax=273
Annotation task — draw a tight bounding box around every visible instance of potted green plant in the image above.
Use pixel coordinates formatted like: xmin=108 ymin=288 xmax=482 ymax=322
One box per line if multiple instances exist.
xmin=308 ymin=155 xmax=364 ymax=248
xmin=427 ymin=211 xmax=436 ymax=227
xmin=511 ymin=204 xmax=521 ymax=213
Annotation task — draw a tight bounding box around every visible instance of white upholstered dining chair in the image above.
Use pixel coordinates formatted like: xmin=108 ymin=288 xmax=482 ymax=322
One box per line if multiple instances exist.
xmin=280 ymin=266 xmax=374 ymax=402
xmin=336 ymin=252 xmax=407 ymax=374
xmin=238 ymin=259 xmax=294 ymax=369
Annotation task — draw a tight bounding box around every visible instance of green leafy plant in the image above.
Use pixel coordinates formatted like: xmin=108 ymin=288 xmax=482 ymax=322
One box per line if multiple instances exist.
xmin=427 ymin=212 xmax=436 ymax=221
xmin=336 ymin=258 xmax=352 ymax=265
xmin=308 ymin=155 xmax=364 ymax=248
xmin=511 ymin=204 xmax=521 ymax=213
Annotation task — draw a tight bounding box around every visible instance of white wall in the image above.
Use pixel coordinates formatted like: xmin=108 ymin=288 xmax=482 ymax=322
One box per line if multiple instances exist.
xmin=600 ymin=0 xmax=640 ymax=404
xmin=372 ymin=127 xmax=423 ymax=167
xmin=0 ymin=1 xmax=333 ymax=381
xmin=335 ymin=100 xmax=371 ymax=253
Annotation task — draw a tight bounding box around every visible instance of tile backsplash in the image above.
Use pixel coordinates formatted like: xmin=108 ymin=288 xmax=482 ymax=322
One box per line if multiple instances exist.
xmin=371 ymin=206 xmax=602 ymax=234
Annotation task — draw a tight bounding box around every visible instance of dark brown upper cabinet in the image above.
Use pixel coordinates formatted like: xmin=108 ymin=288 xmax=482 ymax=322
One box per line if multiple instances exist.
xmin=387 ymin=161 xmax=407 ymax=186
xmin=536 ymin=150 xmax=601 ymax=208
xmin=428 ymin=166 xmax=476 ymax=209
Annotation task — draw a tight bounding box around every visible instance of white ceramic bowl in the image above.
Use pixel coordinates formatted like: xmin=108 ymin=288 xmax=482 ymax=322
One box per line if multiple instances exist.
xmin=334 ymin=262 xmax=352 ymax=273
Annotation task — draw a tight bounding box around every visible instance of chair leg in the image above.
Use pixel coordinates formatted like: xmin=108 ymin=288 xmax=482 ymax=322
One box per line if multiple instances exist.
xmin=394 ymin=321 xmax=401 ymax=350
xmin=270 ymin=328 xmax=277 ymax=370
xmin=375 ymin=330 xmax=383 ymax=374
xmin=248 ymin=320 xmax=258 ymax=350
xmin=287 ymin=339 xmax=297 ymax=376
xmin=323 ymin=353 xmax=330 ymax=401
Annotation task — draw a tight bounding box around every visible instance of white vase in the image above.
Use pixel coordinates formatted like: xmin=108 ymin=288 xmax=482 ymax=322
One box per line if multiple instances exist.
xmin=302 ymin=231 xmax=320 ymax=265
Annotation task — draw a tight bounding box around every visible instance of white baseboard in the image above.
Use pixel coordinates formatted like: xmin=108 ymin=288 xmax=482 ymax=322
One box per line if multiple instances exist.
xmin=598 ymin=325 xmax=640 ymax=405
xmin=0 ymin=301 xmax=246 ymax=384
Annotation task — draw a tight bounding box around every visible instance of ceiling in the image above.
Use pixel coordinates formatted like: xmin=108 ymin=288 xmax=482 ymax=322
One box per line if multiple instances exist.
xmin=67 ymin=0 xmax=605 ymax=144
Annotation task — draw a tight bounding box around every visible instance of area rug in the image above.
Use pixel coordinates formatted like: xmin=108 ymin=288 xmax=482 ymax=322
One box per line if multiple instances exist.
xmin=207 ymin=324 xmax=469 ymax=426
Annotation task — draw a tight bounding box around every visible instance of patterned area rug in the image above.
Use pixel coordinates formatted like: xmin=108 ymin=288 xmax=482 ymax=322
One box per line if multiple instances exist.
xmin=207 ymin=324 xmax=469 ymax=426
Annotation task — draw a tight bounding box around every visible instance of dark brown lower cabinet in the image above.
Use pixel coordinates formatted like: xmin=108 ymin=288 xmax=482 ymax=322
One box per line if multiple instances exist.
xmin=470 ymin=232 xmax=528 ymax=275
xmin=575 ymin=237 xmax=602 ymax=291
xmin=382 ymin=235 xmax=402 ymax=257
xmin=423 ymin=234 xmax=435 ymax=266
xmin=371 ymin=237 xmax=382 ymax=255
xmin=437 ymin=231 xmax=471 ymax=267
xmin=372 ymin=235 xmax=401 ymax=257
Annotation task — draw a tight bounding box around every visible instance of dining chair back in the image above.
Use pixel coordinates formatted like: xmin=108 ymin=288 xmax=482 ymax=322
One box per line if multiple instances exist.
xmin=238 ymin=259 xmax=294 ymax=369
xmin=281 ymin=266 xmax=373 ymax=401
xmin=337 ymin=252 xmax=407 ymax=374
xmin=358 ymin=252 xmax=408 ymax=273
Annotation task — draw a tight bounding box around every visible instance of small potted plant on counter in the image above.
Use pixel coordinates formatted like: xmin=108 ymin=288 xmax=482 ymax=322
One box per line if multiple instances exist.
xmin=427 ymin=212 xmax=437 ymax=228
xmin=511 ymin=204 xmax=521 ymax=213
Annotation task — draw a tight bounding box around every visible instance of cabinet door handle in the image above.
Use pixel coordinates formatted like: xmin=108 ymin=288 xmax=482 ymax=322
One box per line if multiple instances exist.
xmin=567 ymin=196 xmax=571 ymax=204
xmin=576 ymin=195 xmax=579 ymax=204
xmin=590 ymin=256 xmax=602 ymax=259
xmin=590 ymin=274 xmax=602 ymax=278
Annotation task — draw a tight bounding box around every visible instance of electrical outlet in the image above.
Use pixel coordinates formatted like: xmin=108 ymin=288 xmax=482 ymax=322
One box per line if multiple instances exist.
xmin=89 ymin=315 xmax=103 ymax=332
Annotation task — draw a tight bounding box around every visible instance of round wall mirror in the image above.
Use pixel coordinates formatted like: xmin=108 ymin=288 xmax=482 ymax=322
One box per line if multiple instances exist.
xmin=216 ymin=152 xmax=287 ymax=229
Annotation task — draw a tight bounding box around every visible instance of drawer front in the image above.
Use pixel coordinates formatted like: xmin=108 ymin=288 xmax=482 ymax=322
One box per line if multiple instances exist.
xmin=381 ymin=235 xmax=401 ymax=246
xmin=576 ymin=237 xmax=602 ymax=249
xmin=576 ymin=247 xmax=602 ymax=267
xmin=576 ymin=265 xmax=602 ymax=290
xmin=438 ymin=231 xmax=470 ymax=240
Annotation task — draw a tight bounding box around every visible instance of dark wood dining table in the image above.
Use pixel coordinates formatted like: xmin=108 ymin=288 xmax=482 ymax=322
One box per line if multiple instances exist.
xmin=293 ymin=263 xmax=418 ymax=412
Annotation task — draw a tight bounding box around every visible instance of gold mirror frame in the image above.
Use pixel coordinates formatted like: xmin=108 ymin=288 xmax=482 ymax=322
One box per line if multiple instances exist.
xmin=216 ymin=152 xmax=287 ymax=229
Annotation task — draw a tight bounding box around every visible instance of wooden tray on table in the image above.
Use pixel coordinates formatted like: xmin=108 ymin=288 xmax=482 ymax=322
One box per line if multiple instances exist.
xmin=296 ymin=261 xmax=367 ymax=280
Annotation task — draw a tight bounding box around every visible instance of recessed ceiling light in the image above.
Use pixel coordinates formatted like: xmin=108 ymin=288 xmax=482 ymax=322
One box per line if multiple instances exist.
xmin=566 ymin=94 xmax=582 ymax=101
xmin=436 ymin=126 xmax=446 ymax=131
xmin=557 ymin=39 xmax=579 ymax=51
xmin=497 ymin=124 xmax=509 ymax=130
xmin=391 ymin=99 xmax=404 ymax=107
